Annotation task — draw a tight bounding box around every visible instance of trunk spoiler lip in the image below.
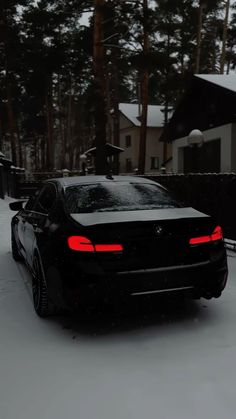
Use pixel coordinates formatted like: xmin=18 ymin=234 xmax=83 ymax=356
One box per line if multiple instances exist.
xmin=69 ymin=207 xmax=210 ymax=227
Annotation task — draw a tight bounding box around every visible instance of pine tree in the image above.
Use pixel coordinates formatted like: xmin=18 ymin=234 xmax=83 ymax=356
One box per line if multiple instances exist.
xmin=0 ymin=0 xmax=29 ymax=165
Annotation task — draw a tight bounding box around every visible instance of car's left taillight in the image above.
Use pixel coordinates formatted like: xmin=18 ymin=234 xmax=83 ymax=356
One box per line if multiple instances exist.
xmin=189 ymin=226 xmax=223 ymax=246
xmin=67 ymin=236 xmax=123 ymax=253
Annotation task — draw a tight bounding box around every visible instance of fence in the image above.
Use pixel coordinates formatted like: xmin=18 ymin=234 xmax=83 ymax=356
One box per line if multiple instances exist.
xmin=5 ymin=171 xmax=236 ymax=240
xmin=14 ymin=170 xmax=82 ymax=198
xmin=0 ymin=157 xmax=22 ymax=199
xmin=145 ymin=173 xmax=236 ymax=240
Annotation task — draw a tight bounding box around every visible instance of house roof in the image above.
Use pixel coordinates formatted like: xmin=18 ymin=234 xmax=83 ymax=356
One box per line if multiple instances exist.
xmin=84 ymin=143 xmax=124 ymax=156
xmin=195 ymin=74 xmax=236 ymax=93
xmin=119 ymin=103 xmax=164 ymax=128
xmin=160 ymin=74 xmax=236 ymax=142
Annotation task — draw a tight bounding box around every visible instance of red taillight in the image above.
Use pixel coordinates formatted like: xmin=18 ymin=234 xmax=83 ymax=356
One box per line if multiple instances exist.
xmin=68 ymin=236 xmax=95 ymax=252
xmin=211 ymin=226 xmax=223 ymax=241
xmin=189 ymin=226 xmax=223 ymax=246
xmin=67 ymin=236 xmax=123 ymax=253
xmin=189 ymin=235 xmax=211 ymax=245
xmin=95 ymin=244 xmax=123 ymax=252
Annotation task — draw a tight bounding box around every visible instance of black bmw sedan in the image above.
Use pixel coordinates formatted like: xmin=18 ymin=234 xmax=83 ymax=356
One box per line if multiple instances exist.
xmin=10 ymin=176 xmax=228 ymax=317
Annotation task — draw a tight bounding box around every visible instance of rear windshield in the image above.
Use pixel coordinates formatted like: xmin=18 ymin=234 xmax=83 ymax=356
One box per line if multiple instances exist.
xmin=65 ymin=182 xmax=182 ymax=213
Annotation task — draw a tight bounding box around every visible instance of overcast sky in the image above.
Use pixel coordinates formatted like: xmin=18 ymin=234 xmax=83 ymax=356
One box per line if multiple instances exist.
xmin=80 ymin=11 xmax=92 ymax=27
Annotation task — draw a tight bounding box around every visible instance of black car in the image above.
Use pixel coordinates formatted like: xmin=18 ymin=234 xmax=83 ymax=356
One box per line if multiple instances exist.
xmin=10 ymin=175 xmax=228 ymax=317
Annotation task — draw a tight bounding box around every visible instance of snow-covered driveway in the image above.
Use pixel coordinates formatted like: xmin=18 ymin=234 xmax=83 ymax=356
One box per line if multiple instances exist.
xmin=1 ymin=197 xmax=236 ymax=419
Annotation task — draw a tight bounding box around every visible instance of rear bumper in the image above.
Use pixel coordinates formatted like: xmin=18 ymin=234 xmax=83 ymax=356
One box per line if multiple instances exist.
xmin=52 ymin=253 xmax=228 ymax=308
xmin=114 ymin=260 xmax=227 ymax=297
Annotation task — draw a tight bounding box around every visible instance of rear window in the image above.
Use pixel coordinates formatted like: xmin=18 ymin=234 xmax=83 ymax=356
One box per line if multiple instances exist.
xmin=64 ymin=182 xmax=182 ymax=213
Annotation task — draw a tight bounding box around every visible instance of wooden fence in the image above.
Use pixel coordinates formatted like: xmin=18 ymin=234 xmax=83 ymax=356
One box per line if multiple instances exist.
xmin=145 ymin=174 xmax=236 ymax=240
xmin=5 ymin=171 xmax=236 ymax=240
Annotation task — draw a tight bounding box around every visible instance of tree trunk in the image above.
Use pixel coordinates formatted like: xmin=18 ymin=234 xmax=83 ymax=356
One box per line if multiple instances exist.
xmin=138 ymin=0 xmax=149 ymax=175
xmin=6 ymin=80 xmax=17 ymax=165
xmin=93 ymin=0 xmax=107 ymax=175
xmin=111 ymin=47 xmax=120 ymax=175
xmin=162 ymin=31 xmax=171 ymax=166
xmin=195 ymin=3 xmax=204 ymax=74
xmin=41 ymin=139 xmax=46 ymax=170
xmin=66 ymin=90 xmax=73 ymax=169
xmin=57 ymin=73 xmax=66 ymax=169
xmin=226 ymin=45 xmax=233 ymax=74
xmin=16 ymin=121 xmax=23 ymax=168
xmin=0 ymin=118 xmax=3 ymax=152
xmin=45 ymin=79 xmax=54 ymax=170
xmin=2 ymin=6 xmax=17 ymax=165
xmin=220 ymin=0 xmax=230 ymax=74
xmin=34 ymin=135 xmax=38 ymax=171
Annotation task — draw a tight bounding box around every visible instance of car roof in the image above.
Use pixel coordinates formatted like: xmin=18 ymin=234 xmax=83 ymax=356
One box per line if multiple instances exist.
xmin=46 ymin=175 xmax=163 ymax=188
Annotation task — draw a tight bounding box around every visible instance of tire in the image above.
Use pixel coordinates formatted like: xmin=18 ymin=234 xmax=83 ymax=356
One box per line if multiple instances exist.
xmin=32 ymin=254 xmax=55 ymax=318
xmin=11 ymin=230 xmax=23 ymax=262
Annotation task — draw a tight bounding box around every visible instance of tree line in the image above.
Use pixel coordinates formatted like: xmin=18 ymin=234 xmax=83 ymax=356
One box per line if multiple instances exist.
xmin=0 ymin=0 xmax=235 ymax=174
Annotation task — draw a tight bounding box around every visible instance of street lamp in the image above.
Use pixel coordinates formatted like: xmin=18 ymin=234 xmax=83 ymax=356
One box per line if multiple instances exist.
xmin=187 ymin=129 xmax=204 ymax=148
xmin=187 ymin=129 xmax=204 ymax=173
xmin=80 ymin=154 xmax=87 ymax=175
xmin=62 ymin=168 xmax=70 ymax=177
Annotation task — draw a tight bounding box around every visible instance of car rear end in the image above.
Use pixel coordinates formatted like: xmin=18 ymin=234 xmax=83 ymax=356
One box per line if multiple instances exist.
xmin=58 ymin=179 xmax=228 ymax=307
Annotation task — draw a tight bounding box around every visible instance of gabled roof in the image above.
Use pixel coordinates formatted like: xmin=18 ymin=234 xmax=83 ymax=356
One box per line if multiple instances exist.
xmin=160 ymin=74 xmax=236 ymax=142
xmin=84 ymin=143 xmax=124 ymax=156
xmin=195 ymin=74 xmax=236 ymax=93
xmin=119 ymin=103 xmax=164 ymax=128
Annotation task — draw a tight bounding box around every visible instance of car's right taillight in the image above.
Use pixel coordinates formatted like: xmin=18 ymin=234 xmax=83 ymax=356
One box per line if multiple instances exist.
xmin=211 ymin=226 xmax=223 ymax=242
xmin=189 ymin=225 xmax=223 ymax=246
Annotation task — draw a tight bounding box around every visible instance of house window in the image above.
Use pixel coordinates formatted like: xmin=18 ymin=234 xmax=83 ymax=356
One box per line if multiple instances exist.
xmin=150 ymin=157 xmax=159 ymax=170
xmin=126 ymin=158 xmax=132 ymax=172
xmin=125 ymin=135 xmax=131 ymax=147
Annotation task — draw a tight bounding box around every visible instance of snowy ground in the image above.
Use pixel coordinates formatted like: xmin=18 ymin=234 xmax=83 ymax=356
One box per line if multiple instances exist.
xmin=1 ymin=197 xmax=236 ymax=419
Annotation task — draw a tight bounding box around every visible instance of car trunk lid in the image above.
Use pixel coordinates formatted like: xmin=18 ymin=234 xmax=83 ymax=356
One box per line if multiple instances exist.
xmin=69 ymin=208 xmax=214 ymax=271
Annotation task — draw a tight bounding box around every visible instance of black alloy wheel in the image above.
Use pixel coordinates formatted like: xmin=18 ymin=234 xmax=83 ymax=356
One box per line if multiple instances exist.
xmin=11 ymin=230 xmax=23 ymax=261
xmin=32 ymin=254 xmax=54 ymax=317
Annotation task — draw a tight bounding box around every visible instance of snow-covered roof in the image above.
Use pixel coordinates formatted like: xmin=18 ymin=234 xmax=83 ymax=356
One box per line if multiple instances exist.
xmin=119 ymin=103 xmax=164 ymax=127
xmin=195 ymin=74 xmax=236 ymax=93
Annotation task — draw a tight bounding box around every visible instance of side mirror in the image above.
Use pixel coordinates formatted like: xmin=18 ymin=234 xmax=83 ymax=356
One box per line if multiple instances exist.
xmin=9 ymin=201 xmax=26 ymax=211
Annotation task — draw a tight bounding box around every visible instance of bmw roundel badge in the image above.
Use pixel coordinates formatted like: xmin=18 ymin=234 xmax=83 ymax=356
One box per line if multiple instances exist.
xmin=154 ymin=225 xmax=164 ymax=236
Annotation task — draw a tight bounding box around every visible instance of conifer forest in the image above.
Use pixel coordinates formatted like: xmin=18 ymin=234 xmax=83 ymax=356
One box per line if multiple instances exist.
xmin=0 ymin=0 xmax=235 ymax=173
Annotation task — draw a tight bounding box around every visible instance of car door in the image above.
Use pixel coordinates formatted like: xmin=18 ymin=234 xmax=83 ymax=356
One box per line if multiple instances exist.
xmin=23 ymin=183 xmax=57 ymax=269
xmin=15 ymin=193 xmax=39 ymax=259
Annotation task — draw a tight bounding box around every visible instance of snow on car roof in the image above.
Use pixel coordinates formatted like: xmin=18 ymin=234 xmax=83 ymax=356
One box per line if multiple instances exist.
xmin=47 ymin=175 xmax=162 ymax=188
xmin=195 ymin=74 xmax=236 ymax=93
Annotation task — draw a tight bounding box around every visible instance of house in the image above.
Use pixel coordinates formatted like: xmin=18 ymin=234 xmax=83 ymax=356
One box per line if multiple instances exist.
xmin=161 ymin=74 xmax=236 ymax=173
xmin=117 ymin=103 xmax=172 ymax=174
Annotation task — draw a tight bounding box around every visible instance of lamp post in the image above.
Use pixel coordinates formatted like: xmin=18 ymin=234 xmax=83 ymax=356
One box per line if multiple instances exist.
xmin=187 ymin=129 xmax=204 ymax=173
xmin=80 ymin=154 xmax=87 ymax=176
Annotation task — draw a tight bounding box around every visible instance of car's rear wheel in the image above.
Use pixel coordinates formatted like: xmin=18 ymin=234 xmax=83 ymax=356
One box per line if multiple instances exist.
xmin=11 ymin=230 xmax=23 ymax=261
xmin=32 ymin=254 xmax=55 ymax=317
